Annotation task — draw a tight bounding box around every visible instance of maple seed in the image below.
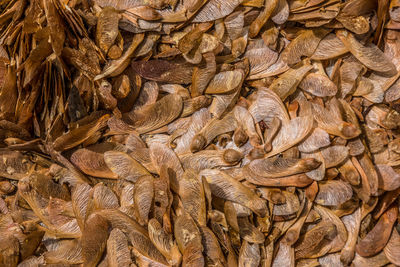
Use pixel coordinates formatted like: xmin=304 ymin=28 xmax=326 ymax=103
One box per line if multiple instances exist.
xmin=0 ymin=0 xmax=398 ymax=266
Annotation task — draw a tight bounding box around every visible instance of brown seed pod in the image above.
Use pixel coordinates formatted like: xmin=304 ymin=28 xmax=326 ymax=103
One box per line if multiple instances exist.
xmin=95 ymin=33 xmax=145 ymax=80
xmin=97 ymin=209 xmax=168 ymax=265
xmin=0 ymin=181 xmax=14 ymax=194
xmin=205 ymin=70 xmax=244 ymax=95
xmin=192 ymin=0 xmax=242 ymax=23
xmin=376 ymin=164 xmax=400 ymax=191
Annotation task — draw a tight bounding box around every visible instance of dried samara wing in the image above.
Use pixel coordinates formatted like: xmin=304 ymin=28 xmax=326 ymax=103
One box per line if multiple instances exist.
xmin=0 ymin=0 xmax=398 ymax=265
xmin=282 ymin=28 xmax=330 ymax=65
xmin=337 ymin=30 xmax=397 ymax=75
xmin=124 ymin=94 xmax=183 ymax=134
xmin=355 ymin=204 xmax=398 ymax=257
xmin=200 ymin=169 xmax=268 ymax=217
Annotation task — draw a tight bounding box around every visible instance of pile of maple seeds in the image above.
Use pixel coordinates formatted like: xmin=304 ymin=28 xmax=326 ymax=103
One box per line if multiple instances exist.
xmin=0 ymin=0 xmax=400 ymax=266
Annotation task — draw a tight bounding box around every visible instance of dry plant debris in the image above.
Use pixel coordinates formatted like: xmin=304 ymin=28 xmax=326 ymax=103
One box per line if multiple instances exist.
xmin=0 ymin=0 xmax=400 ymax=266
